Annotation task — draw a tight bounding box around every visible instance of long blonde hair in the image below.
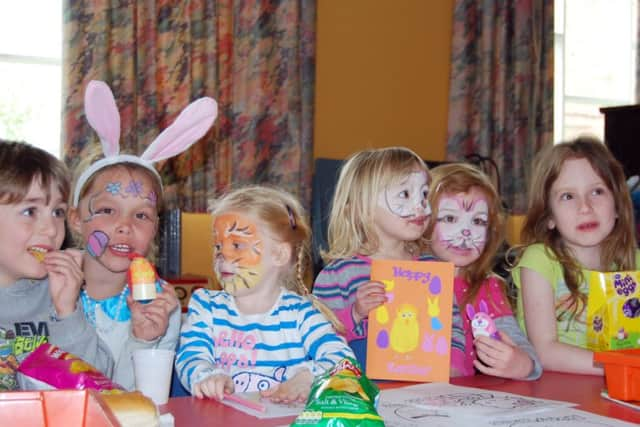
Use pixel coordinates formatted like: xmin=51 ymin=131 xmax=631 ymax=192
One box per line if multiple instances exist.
xmin=427 ymin=163 xmax=506 ymax=307
xmin=210 ymin=185 xmax=344 ymax=332
xmin=323 ymin=147 xmax=430 ymax=261
xmin=519 ymin=137 xmax=636 ymax=321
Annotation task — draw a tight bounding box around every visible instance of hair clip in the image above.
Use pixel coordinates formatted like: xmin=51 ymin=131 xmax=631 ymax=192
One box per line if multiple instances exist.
xmin=286 ymin=204 xmax=297 ymax=229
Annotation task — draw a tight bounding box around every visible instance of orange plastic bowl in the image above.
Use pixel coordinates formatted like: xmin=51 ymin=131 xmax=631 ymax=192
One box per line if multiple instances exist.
xmin=0 ymin=389 xmax=119 ymax=427
xmin=594 ymin=348 xmax=640 ymax=401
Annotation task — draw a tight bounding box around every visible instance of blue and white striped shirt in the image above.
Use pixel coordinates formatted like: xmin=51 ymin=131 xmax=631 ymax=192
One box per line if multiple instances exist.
xmin=175 ymin=288 xmax=354 ymax=393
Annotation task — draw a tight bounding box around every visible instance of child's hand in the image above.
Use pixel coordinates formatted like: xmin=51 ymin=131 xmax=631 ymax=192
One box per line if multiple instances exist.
xmin=473 ymin=332 xmax=534 ymax=380
xmin=46 ymin=249 xmax=84 ymax=317
xmin=193 ymin=374 xmax=234 ymax=400
xmin=129 ymin=283 xmax=179 ymax=341
xmin=260 ymin=369 xmax=313 ymax=403
xmin=353 ymin=281 xmax=387 ymax=324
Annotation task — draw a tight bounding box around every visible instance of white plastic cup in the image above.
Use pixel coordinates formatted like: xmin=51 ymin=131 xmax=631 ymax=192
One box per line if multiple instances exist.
xmin=133 ymin=349 xmax=175 ymax=405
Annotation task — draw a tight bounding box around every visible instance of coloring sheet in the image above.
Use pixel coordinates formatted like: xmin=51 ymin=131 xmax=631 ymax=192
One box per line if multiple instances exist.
xmin=377 ymin=384 xmax=636 ymax=426
xmin=220 ymin=392 xmax=304 ymax=419
xmin=378 ymin=405 xmax=637 ymax=427
xmin=367 ymin=260 xmax=455 ymax=382
xmin=482 ymin=407 xmax=637 ymax=427
xmin=376 ymin=401 xmax=456 ymax=427
xmin=378 ymin=383 xmax=574 ymax=418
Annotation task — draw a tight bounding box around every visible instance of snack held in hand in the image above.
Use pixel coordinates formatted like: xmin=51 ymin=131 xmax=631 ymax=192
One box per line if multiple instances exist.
xmin=291 ymin=357 xmax=384 ymax=427
xmin=28 ymin=247 xmax=47 ymax=263
xmin=128 ymin=254 xmax=158 ymax=303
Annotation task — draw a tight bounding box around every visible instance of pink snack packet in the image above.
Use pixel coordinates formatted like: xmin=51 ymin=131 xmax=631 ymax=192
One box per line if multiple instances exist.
xmin=17 ymin=343 xmax=123 ymax=391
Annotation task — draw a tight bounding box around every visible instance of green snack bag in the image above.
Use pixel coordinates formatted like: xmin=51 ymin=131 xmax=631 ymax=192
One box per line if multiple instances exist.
xmin=0 ymin=327 xmax=18 ymax=391
xmin=291 ymin=357 xmax=384 ymax=426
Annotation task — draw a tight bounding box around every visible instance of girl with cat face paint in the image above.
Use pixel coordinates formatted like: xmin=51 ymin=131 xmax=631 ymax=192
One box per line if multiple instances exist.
xmin=427 ymin=163 xmax=541 ymax=380
xmin=312 ymin=147 xmax=467 ymax=375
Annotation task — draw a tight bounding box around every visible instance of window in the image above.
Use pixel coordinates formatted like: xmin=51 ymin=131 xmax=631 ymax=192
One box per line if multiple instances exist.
xmin=0 ymin=1 xmax=62 ymax=158
xmin=554 ymin=0 xmax=637 ymax=143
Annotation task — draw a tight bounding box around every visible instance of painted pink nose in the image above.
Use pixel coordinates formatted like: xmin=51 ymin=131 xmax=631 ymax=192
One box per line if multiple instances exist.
xmin=462 ymin=229 xmax=471 ymax=237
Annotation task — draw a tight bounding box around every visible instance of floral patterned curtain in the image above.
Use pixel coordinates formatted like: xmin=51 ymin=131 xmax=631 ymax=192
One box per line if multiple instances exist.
xmin=446 ymin=0 xmax=554 ymax=214
xmin=62 ymin=0 xmax=316 ymax=212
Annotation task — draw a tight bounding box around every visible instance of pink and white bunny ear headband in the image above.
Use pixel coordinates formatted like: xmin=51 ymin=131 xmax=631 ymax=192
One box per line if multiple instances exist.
xmin=72 ymin=80 xmax=218 ymax=207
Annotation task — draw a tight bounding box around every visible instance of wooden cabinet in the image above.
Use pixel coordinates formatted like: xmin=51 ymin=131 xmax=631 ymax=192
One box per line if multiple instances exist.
xmin=600 ymin=104 xmax=640 ymax=177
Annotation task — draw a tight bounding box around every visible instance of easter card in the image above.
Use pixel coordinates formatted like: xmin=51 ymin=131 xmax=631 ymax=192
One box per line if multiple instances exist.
xmin=366 ymin=260 xmax=455 ymax=382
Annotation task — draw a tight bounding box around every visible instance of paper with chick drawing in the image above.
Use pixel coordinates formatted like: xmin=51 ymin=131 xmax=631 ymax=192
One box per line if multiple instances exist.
xmin=366 ymin=260 xmax=454 ymax=382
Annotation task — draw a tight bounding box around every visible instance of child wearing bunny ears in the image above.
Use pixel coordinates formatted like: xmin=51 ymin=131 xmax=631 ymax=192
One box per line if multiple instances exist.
xmin=426 ymin=163 xmax=541 ymax=380
xmin=68 ymin=80 xmax=218 ymax=390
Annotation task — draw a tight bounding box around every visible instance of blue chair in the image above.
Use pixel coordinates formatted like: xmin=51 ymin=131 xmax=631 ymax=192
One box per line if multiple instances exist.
xmin=170 ymin=368 xmax=190 ymax=397
xmin=349 ymin=338 xmax=368 ymax=368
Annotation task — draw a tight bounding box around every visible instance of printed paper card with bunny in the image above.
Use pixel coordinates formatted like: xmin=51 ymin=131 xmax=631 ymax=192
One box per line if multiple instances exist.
xmin=366 ymin=259 xmax=455 ymax=382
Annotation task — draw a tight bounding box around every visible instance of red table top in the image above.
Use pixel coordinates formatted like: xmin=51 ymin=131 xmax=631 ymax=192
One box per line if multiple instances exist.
xmin=161 ymin=371 xmax=640 ymax=426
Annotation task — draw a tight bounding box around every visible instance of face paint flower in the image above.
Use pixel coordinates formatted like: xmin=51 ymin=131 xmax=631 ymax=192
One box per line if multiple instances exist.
xmin=147 ymin=191 xmax=157 ymax=205
xmin=105 ymin=182 xmax=121 ymax=195
xmin=380 ymin=171 xmax=430 ymax=218
xmin=125 ymin=180 xmax=144 ymax=197
xmin=213 ymin=213 xmax=265 ymax=293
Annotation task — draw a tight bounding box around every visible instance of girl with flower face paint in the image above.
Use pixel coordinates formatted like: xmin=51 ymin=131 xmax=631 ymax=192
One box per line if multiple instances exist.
xmin=427 ymin=163 xmax=541 ymax=380
xmin=69 ymin=161 xmax=181 ymax=390
xmin=312 ymin=147 xmax=467 ymax=375
xmin=176 ymin=186 xmax=353 ymax=404
xmin=67 ymin=79 xmax=215 ymax=390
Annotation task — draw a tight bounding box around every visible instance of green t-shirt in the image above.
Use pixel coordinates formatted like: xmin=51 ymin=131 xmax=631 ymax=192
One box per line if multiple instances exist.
xmin=512 ymin=243 xmax=640 ymax=349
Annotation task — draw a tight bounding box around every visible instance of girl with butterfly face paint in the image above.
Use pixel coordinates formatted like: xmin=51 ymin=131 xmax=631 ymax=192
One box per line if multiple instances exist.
xmin=176 ymin=186 xmax=353 ymax=404
xmin=312 ymin=147 xmax=467 ymax=375
xmin=427 ymin=163 xmax=541 ymax=380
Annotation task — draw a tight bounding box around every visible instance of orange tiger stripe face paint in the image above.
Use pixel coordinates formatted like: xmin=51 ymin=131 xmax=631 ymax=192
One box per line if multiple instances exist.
xmin=213 ymin=213 xmax=264 ymax=293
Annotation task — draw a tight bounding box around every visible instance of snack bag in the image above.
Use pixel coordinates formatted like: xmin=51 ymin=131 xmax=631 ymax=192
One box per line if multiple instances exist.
xmin=0 ymin=327 xmax=18 ymax=391
xmin=128 ymin=254 xmax=158 ymax=302
xmin=17 ymin=343 xmax=124 ymax=391
xmin=291 ymin=358 xmax=384 ymax=426
xmin=586 ymin=270 xmax=640 ymax=351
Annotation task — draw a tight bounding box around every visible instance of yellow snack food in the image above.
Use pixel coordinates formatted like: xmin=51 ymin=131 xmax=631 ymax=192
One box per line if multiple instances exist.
xmin=28 ymin=248 xmax=47 ymax=263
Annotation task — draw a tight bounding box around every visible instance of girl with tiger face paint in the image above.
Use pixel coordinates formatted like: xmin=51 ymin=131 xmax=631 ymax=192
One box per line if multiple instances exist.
xmin=213 ymin=213 xmax=266 ymax=294
xmin=177 ymin=186 xmax=353 ymax=405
